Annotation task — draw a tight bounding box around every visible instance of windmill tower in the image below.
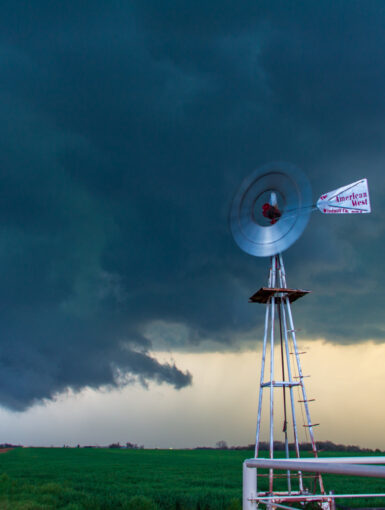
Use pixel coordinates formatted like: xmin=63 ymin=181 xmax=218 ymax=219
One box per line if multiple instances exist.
xmin=229 ymin=163 xmax=376 ymax=509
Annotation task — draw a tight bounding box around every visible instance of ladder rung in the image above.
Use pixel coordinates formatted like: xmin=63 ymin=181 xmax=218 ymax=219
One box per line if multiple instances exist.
xmin=261 ymin=381 xmax=301 ymax=388
xmin=290 ymin=351 xmax=307 ymax=355
xmin=294 ymin=375 xmax=310 ymax=379
xmin=303 ymin=423 xmax=320 ymax=428
xmin=298 ymin=399 xmax=315 ymax=403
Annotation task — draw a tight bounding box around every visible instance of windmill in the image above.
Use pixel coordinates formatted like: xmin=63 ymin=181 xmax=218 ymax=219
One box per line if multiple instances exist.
xmin=229 ymin=162 xmax=385 ymax=510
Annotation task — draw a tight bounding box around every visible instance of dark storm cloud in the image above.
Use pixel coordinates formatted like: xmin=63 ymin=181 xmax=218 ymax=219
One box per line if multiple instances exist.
xmin=0 ymin=1 xmax=384 ymax=409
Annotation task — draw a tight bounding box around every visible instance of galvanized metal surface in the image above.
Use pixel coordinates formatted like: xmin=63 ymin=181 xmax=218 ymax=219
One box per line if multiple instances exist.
xmin=279 ymin=253 xmax=325 ymax=493
xmin=252 ymin=253 xmax=325 ymax=497
xmin=254 ymin=493 xmax=385 ymax=510
xmin=257 ymin=493 xmax=385 ymax=500
xmin=280 ymin=292 xmax=302 ymax=490
xmin=257 ymin=501 xmax=306 ymax=510
xmin=242 ymin=462 xmax=335 ymax=510
xmin=281 ymin=456 xmax=385 ymax=464
xmin=229 ymin=162 xmax=312 ymax=257
xmin=245 ymin=458 xmax=385 ymax=477
xmin=269 ymin=256 xmax=277 ymax=492
xmin=243 ymin=463 xmax=257 ymax=510
xmin=254 ymin=266 xmax=273 ymax=459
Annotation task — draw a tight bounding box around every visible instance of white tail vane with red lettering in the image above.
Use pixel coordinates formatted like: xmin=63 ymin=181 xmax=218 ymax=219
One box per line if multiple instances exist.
xmin=317 ymin=178 xmax=371 ymax=214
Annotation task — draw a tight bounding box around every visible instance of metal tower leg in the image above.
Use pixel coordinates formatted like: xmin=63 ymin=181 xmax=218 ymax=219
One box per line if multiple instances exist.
xmin=254 ymin=264 xmax=273 ymax=458
xmin=254 ymin=253 xmax=325 ymax=496
xmin=279 ymin=298 xmax=304 ymax=492
xmin=278 ymin=254 xmax=325 ymax=494
xmin=268 ymin=256 xmax=277 ymax=492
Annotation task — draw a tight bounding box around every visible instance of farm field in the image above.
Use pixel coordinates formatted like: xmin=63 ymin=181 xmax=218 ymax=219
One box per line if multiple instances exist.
xmin=0 ymin=448 xmax=383 ymax=510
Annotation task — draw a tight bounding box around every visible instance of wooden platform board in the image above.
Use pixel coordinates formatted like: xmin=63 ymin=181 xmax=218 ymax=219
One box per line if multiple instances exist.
xmin=249 ymin=287 xmax=311 ymax=304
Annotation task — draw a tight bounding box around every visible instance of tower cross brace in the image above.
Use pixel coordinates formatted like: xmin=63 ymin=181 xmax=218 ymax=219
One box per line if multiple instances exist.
xmin=252 ymin=253 xmax=324 ymax=496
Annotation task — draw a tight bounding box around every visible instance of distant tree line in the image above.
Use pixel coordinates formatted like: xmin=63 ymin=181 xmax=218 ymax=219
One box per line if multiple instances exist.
xmin=63 ymin=442 xmax=145 ymax=449
xmin=2 ymin=440 xmax=382 ymax=452
xmin=108 ymin=442 xmax=144 ymax=449
xmin=195 ymin=440 xmax=384 ymax=453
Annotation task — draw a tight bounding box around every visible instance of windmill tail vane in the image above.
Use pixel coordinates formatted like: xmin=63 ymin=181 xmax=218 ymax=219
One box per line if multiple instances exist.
xmin=316 ymin=178 xmax=371 ymax=214
xmin=270 ymin=179 xmax=371 ymax=221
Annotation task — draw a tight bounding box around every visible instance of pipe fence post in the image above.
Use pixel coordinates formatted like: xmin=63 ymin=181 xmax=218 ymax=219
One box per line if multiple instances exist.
xmin=243 ymin=462 xmax=257 ymax=510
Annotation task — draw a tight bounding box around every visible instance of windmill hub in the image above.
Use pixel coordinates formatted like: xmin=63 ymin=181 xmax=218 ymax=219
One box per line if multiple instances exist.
xmin=251 ymin=190 xmax=284 ymax=226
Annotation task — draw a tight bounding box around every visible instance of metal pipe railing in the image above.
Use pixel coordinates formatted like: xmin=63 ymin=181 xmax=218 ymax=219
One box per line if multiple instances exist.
xmin=245 ymin=458 xmax=385 ymax=477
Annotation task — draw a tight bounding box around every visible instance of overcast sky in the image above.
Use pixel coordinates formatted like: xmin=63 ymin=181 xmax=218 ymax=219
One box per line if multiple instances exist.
xmin=0 ymin=1 xmax=384 ymax=447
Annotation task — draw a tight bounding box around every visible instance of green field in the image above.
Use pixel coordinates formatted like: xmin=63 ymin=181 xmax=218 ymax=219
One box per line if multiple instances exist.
xmin=0 ymin=448 xmax=383 ymax=510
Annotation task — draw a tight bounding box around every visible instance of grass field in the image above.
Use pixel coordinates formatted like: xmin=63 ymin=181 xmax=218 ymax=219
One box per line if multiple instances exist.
xmin=0 ymin=448 xmax=383 ymax=510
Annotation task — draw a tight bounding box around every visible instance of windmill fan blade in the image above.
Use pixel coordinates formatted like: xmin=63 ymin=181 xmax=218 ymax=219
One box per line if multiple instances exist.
xmin=317 ymin=178 xmax=371 ymax=214
xmin=229 ymin=162 xmax=312 ymax=257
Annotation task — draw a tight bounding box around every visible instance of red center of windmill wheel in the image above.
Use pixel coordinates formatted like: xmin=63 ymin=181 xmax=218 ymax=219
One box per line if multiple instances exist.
xmin=262 ymin=203 xmax=282 ymax=225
